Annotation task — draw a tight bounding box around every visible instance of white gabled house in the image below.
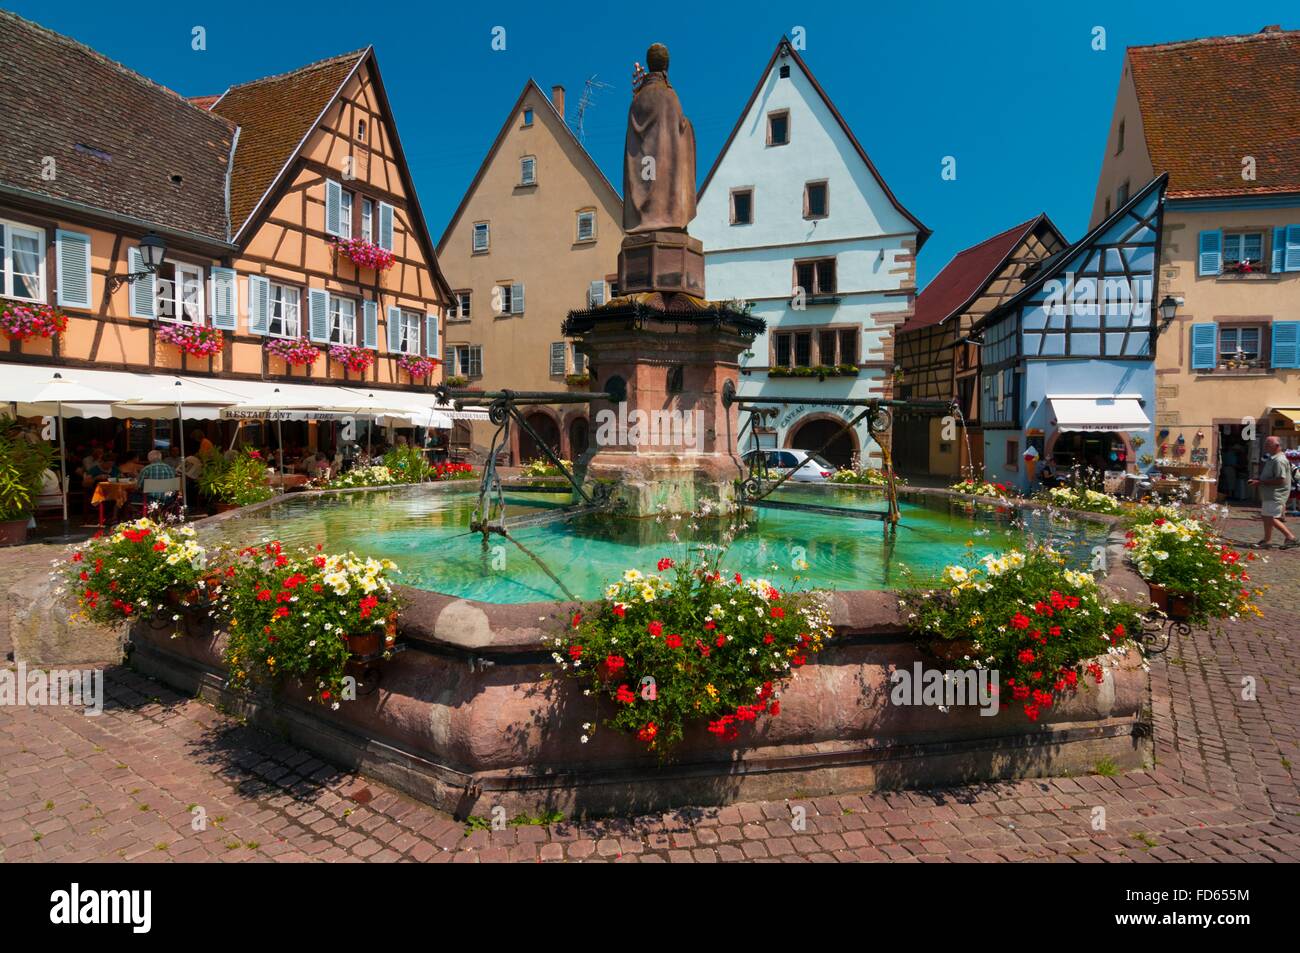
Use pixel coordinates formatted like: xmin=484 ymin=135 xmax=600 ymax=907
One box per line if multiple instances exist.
xmin=691 ymin=38 xmax=929 ymax=469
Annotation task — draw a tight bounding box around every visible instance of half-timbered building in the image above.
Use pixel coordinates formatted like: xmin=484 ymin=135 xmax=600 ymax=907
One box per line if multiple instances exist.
xmin=894 ymin=216 xmax=1065 ymax=479
xmin=973 ymin=175 xmax=1168 ymax=490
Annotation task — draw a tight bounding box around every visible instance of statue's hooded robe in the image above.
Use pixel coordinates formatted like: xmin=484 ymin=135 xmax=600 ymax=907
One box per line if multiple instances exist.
xmin=623 ymin=71 xmax=697 ymax=233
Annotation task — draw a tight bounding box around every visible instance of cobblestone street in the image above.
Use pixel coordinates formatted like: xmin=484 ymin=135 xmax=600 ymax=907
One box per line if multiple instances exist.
xmin=2 ymin=510 xmax=1297 ymax=863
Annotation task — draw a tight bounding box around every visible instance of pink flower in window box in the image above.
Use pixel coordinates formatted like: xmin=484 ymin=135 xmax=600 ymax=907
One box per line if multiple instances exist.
xmin=0 ymin=300 xmax=69 ymax=341
xmin=328 ymin=344 xmax=374 ymax=373
xmin=264 ymin=337 xmax=321 ymax=367
xmin=332 ymin=237 xmax=395 ymax=272
xmin=397 ymin=354 xmax=439 ymax=379
xmin=156 ymin=322 xmax=224 ymax=358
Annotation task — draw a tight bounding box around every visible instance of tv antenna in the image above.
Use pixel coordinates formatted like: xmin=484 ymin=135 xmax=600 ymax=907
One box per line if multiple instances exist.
xmin=573 ymin=74 xmax=613 ymax=144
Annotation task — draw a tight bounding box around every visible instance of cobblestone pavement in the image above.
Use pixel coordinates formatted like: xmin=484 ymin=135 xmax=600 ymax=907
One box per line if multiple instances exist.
xmin=1 ymin=509 xmax=1297 ymax=863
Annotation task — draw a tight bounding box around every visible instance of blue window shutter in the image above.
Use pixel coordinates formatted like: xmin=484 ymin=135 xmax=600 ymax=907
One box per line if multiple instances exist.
xmin=1273 ymin=227 xmax=1287 ymax=274
xmin=55 ymin=230 xmax=92 ymax=309
xmin=308 ymin=289 xmax=330 ymax=342
xmin=363 ymin=300 xmax=378 ymax=349
xmin=1271 ymin=321 xmax=1300 ymax=369
xmin=247 ymin=276 xmax=269 ymax=334
xmin=1197 ymin=230 xmax=1221 ymax=276
xmin=128 ymin=246 xmax=155 ymax=318
xmin=386 ymin=306 xmax=402 ymax=352
xmin=1286 ymin=225 xmax=1300 ymax=272
xmin=425 ymin=313 xmax=438 ymax=357
xmin=209 ymin=267 xmax=237 ymax=329
xmin=325 ymin=179 xmax=343 ymax=236
xmin=1190 ymin=323 xmax=1217 ymax=370
xmin=378 ymin=202 xmax=394 ymax=251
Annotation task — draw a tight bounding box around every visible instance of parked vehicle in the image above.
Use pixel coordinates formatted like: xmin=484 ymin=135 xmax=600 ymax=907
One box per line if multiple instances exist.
xmin=742 ymin=448 xmax=835 ymax=483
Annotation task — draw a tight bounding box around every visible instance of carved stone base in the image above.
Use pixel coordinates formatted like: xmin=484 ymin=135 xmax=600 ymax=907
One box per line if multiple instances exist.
xmin=617 ymin=230 xmax=705 ymax=296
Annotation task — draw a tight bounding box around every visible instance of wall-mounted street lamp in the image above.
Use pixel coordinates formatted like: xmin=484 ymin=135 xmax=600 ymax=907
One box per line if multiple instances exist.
xmin=1156 ymin=295 xmax=1180 ymax=334
xmin=107 ymin=232 xmax=167 ymax=291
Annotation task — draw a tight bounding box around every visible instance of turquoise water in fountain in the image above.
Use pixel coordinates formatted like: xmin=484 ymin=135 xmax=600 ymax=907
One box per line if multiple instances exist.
xmin=200 ymin=486 xmax=1108 ymax=604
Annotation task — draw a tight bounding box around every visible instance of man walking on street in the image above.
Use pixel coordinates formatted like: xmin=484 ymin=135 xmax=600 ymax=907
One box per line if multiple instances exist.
xmin=1249 ymin=436 xmax=1298 ymax=549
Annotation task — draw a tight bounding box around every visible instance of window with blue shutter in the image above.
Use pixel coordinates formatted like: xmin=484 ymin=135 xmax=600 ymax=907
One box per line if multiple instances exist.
xmin=1273 ymin=227 xmax=1287 ymax=274
xmin=1286 ymin=225 xmax=1300 ymax=272
xmin=308 ymin=289 xmax=330 ymax=342
xmin=386 ymin=306 xmax=402 ymax=353
xmin=1190 ymin=323 xmax=1217 ymax=370
xmin=325 ymin=179 xmax=343 ymax=236
xmin=128 ymin=246 xmax=155 ymax=318
xmin=55 ymin=230 xmax=92 ymax=309
xmin=247 ymin=275 xmax=270 ymax=334
xmin=378 ymin=202 xmax=394 ymax=251
xmin=1271 ymin=321 xmax=1300 ymax=369
xmin=425 ymin=313 xmax=438 ymax=357
xmin=1197 ymin=231 xmax=1222 ymax=276
xmin=363 ymin=300 xmax=378 ymax=349
xmin=209 ymin=267 xmax=237 ymax=329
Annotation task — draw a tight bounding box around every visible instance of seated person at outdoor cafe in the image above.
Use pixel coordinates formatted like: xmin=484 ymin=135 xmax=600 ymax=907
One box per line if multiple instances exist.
xmin=118 ymin=452 xmax=145 ymax=477
xmin=1038 ymin=457 xmax=1062 ymax=488
xmin=85 ymin=452 xmax=120 ymax=484
xmin=133 ymin=450 xmax=178 ymax=508
xmin=303 ymin=452 xmax=331 ymax=479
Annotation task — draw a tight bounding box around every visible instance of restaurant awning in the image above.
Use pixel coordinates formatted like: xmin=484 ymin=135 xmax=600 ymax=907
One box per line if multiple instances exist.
xmin=1270 ymin=408 xmax=1300 ymax=424
xmin=1 ymin=363 xmax=487 ymax=427
xmin=1047 ymin=395 xmax=1151 ymax=432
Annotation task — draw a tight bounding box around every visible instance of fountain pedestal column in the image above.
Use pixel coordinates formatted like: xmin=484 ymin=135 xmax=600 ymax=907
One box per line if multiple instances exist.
xmin=566 ymin=299 xmax=763 ymax=517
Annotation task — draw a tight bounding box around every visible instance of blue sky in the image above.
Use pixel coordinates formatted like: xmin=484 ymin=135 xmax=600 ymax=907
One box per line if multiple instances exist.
xmin=12 ymin=0 xmax=1296 ymax=284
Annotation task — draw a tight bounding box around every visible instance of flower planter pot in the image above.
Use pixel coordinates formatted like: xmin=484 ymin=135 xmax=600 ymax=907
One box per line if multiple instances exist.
xmin=1147 ymin=583 xmax=1168 ymax=612
xmin=347 ymin=632 xmax=382 ymax=657
xmin=1167 ymin=594 xmax=1195 ymax=621
xmin=0 ymin=518 xmax=29 ymax=546
xmin=385 ymin=618 xmax=397 ymax=648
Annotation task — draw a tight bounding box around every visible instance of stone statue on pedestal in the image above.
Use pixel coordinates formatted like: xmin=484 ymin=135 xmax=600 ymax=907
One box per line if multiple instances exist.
xmin=623 ymin=43 xmax=697 ymax=234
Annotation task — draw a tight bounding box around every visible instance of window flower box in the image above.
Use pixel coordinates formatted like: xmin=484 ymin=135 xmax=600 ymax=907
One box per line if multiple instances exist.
xmin=444 ymin=375 xmax=468 ymax=387
xmin=565 ymin=373 xmax=591 ymax=387
xmin=332 ymin=237 xmax=395 ymax=272
xmin=157 ymin=323 xmax=224 ymax=359
xmin=0 ymin=300 xmax=68 ymax=341
xmin=397 ymin=354 xmax=438 ymax=379
xmin=328 ymin=343 xmax=374 ymax=374
xmin=265 ymin=337 xmax=321 ymax=367
xmin=768 ymin=364 xmax=859 ymax=381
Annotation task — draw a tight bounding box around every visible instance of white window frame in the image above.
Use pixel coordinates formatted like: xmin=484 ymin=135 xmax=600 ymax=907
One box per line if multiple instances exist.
xmin=520 ymin=156 xmax=537 ymax=186
xmin=330 ymin=297 xmax=357 ymax=345
xmin=157 ymin=262 xmax=205 ymax=325
xmin=338 ymin=189 xmax=354 ymax=240
xmin=454 ymin=291 xmax=471 ymax=320
xmin=1223 ymin=231 xmax=1264 ymax=267
xmin=576 ymin=210 xmax=595 ymax=242
xmin=267 ymin=283 xmax=301 ymax=338
xmin=1218 ymin=325 xmax=1262 ymax=363
xmin=398 ymin=309 xmax=421 ymax=354
xmin=360 ymin=199 xmax=374 ymax=243
xmin=472 ymin=222 xmax=490 ymax=253
xmin=0 ymin=219 xmax=46 ymax=302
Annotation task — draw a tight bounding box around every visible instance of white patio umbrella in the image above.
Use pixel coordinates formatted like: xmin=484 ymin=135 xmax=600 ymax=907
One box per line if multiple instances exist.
xmin=26 ymin=373 xmax=120 ymax=536
xmin=118 ymin=377 xmax=245 ymax=513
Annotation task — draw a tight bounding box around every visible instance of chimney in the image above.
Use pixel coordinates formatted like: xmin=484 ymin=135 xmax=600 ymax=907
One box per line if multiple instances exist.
xmin=551 ymin=85 xmax=565 ymax=119
xmin=1260 ymin=24 xmax=1281 ymax=32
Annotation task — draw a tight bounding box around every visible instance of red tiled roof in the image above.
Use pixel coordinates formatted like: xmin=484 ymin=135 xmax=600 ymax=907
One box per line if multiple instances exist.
xmin=210 ymin=50 xmax=366 ymax=234
xmin=188 ymin=95 xmax=221 ymax=111
xmin=1128 ymin=26 xmax=1300 ymax=198
xmin=903 ymin=217 xmax=1045 ymax=333
xmin=0 ymin=9 xmax=234 ymax=243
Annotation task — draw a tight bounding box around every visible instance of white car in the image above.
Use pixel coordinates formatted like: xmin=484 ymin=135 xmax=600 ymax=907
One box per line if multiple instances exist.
xmin=743 ymin=448 xmax=835 ymax=483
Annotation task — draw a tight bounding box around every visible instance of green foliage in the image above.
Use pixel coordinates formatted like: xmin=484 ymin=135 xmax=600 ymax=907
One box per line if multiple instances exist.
xmin=381 ymin=445 xmax=432 ymax=484
xmin=198 ymin=450 xmax=274 ymax=506
xmin=0 ymin=417 xmax=53 ymax=520
xmin=901 ymin=545 xmax=1144 ymax=722
xmin=829 ymin=467 xmax=887 ymax=486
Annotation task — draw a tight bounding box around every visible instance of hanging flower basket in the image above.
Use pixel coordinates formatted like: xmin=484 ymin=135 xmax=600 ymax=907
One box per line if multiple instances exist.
xmin=332 ymin=237 xmax=395 ymax=272
xmin=157 ymin=323 xmax=224 ymax=359
xmin=0 ymin=300 xmax=68 ymax=341
xmin=397 ymin=354 xmax=438 ymax=379
xmin=328 ymin=343 xmax=374 ymax=374
xmin=265 ymin=337 xmax=321 ymax=367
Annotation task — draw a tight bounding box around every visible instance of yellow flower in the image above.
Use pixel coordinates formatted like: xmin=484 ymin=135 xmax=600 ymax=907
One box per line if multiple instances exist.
xmin=705 ymin=683 xmax=718 ymax=700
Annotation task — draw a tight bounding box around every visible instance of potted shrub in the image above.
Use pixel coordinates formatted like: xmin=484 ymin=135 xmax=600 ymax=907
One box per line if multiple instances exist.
xmin=198 ymin=449 xmax=274 ymax=512
xmin=0 ymin=418 xmax=54 ymax=545
xmin=222 ymin=541 xmax=400 ymax=706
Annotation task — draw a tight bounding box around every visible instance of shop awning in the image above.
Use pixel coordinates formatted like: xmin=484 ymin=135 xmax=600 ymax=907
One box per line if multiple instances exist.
xmin=1047 ymin=395 xmax=1151 ymax=432
xmin=1270 ymin=408 xmax=1300 ymax=424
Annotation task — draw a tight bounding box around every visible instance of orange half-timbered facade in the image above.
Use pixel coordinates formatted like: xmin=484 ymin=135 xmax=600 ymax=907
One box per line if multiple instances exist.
xmin=0 ymin=11 xmax=450 ymax=402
